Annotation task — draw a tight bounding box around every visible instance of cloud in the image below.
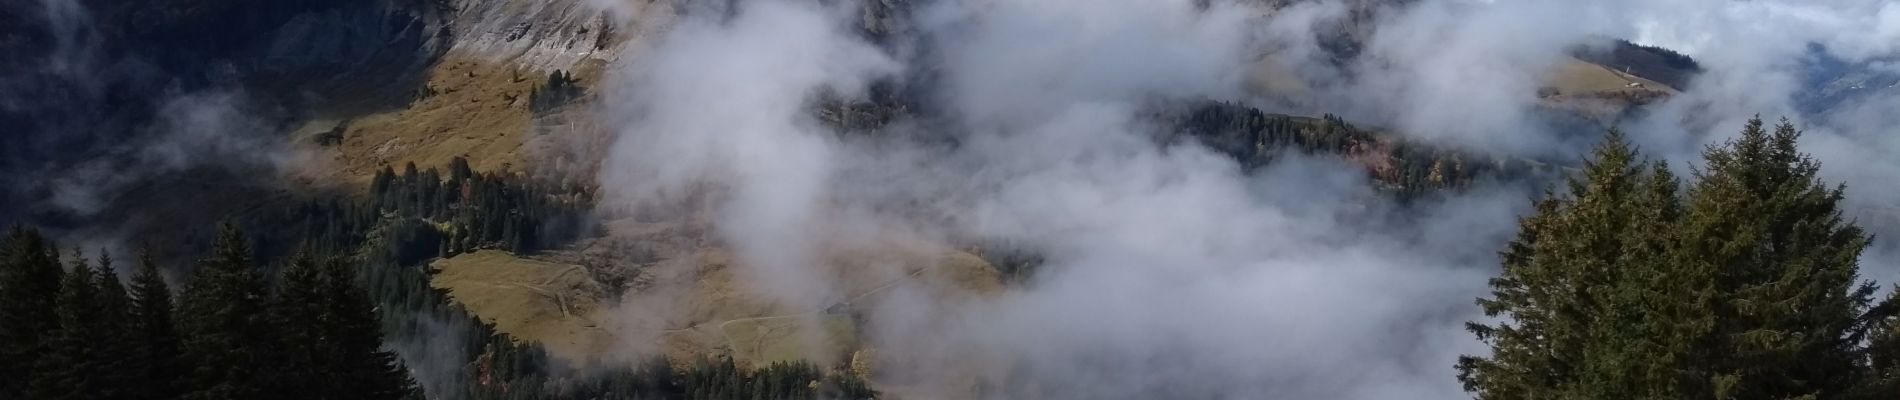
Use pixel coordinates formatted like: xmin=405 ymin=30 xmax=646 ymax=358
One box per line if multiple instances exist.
xmin=591 ymin=0 xmax=1524 ymax=398
xmin=1319 ymin=0 xmax=1605 ymax=154
xmin=854 ymin=107 xmax=1525 ymax=398
xmin=34 ymin=89 xmax=292 ymax=221
xmin=1261 ymin=0 xmax=1900 ymax=280
xmin=570 ymin=0 xmax=1900 ymax=398
xmin=595 ymin=0 xmax=900 ymax=309
xmin=0 ymin=0 xmax=298 ymax=223
xmin=914 ymin=0 xmax=1256 ymax=129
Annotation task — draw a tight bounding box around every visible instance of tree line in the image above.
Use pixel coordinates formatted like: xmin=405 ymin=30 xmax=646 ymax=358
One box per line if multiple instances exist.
xmin=1459 ymin=118 xmax=1900 ymax=399
xmin=297 ymin=157 xmax=878 ymax=399
xmin=0 ymin=224 xmax=417 ymax=400
xmin=0 ymin=222 xmax=877 ymax=400
xmin=368 ymin=157 xmax=593 ymax=257
xmin=528 ymin=70 xmax=583 ymax=114
xmin=0 ymin=156 xmax=876 ymax=400
xmin=1171 ymin=101 xmax=1564 ymax=201
xmin=237 ymin=156 xmax=592 ymax=270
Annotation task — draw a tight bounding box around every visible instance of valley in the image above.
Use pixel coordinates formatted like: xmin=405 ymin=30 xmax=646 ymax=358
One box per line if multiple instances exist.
xmin=5 ymin=0 xmax=1900 ymax=399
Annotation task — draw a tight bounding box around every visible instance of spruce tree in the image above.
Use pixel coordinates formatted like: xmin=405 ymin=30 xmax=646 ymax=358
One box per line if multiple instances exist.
xmin=0 ymin=226 xmax=63 ymax=398
xmin=270 ymin=251 xmax=328 ymax=400
xmin=1457 ymin=130 xmax=1674 ymax=398
xmin=178 ymin=223 xmax=277 ymax=400
xmin=1676 ymin=117 xmax=1875 ymax=398
xmin=1847 ymin=286 xmax=1900 ymax=398
xmin=373 ymin=166 xmax=396 ymax=204
xmin=32 ymin=252 xmax=109 ymax=400
xmin=95 ymin=252 xmax=138 ymax=400
xmin=319 ymin=258 xmax=421 ymax=400
xmin=129 ymin=249 xmax=186 ymax=400
xmin=1460 ymin=119 xmax=1886 ymax=399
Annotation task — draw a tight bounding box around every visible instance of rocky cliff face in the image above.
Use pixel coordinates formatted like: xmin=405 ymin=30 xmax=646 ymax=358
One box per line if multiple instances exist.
xmin=443 ymin=0 xmax=628 ymax=70
xmin=96 ymin=0 xmax=628 ymax=103
xmin=0 ymin=0 xmax=625 ymax=120
xmin=0 ymin=0 xmax=636 ymax=227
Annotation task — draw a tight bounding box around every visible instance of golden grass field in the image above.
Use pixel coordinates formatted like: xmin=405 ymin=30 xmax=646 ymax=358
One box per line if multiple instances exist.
xmin=430 ymin=250 xmax=619 ymax=360
xmin=429 ymin=229 xmax=1002 ymax=368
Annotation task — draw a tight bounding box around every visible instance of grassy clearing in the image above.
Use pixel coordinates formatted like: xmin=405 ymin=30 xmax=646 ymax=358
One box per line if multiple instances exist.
xmin=1543 ymin=56 xmax=1675 ymax=95
xmin=430 ymin=250 xmax=615 ymax=360
xmin=720 ymin=315 xmax=858 ymax=366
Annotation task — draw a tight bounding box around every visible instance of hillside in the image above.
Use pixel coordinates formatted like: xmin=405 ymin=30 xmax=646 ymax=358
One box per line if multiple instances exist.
xmin=13 ymin=1 xmax=1841 ymax=399
xmin=292 ymin=0 xmax=669 ymax=187
xmin=1534 ymin=56 xmax=1677 ymax=120
xmin=428 ymin=213 xmax=1002 ymax=368
xmin=108 ymin=0 xmax=1603 ymax=368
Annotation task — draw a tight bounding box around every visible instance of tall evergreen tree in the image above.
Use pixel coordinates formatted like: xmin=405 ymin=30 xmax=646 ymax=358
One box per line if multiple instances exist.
xmin=1676 ymin=117 xmax=1876 ymax=398
xmin=32 ymin=252 xmax=109 ymax=400
xmin=178 ymin=223 xmax=277 ymax=400
xmin=94 ymin=252 xmax=138 ymax=400
xmin=128 ymin=249 xmax=186 ymax=400
xmin=318 ymin=258 xmax=421 ymax=400
xmin=1855 ymin=284 xmax=1900 ymax=398
xmin=1460 ymin=119 xmax=1886 ymax=399
xmin=1457 ymin=130 xmax=1677 ymax=398
xmin=266 ymin=250 xmax=419 ymax=400
xmin=270 ymin=251 xmax=328 ymax=400
xmin=0 ymin=226 xmax=63 ymax=398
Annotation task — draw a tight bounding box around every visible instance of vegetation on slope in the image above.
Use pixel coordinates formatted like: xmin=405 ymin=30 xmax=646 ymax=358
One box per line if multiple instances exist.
xmin=1567 ymin=39 xmax=1704 ymax=90
xmin=1459 ymin=118 xmax=1900 ymax=399
xmin=0 ymin=153 xmax=880 ymax=400
xmin=0 ymin=225 xmax=419 ymax=400
xmin=429 ymin=250 xmax=612 ymax=361
xmin=1171 ymin=101 xmax=1564 ymax=199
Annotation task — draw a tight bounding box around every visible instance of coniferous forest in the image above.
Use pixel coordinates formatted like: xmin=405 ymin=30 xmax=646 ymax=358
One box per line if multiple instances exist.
xmin=1172 ymin=101 xmax=1564 ymax=201
xmin=1457 ymin=118 xmax=1900 ymax=399
xmin=0 ymin=155 xmax=877 ymax=400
